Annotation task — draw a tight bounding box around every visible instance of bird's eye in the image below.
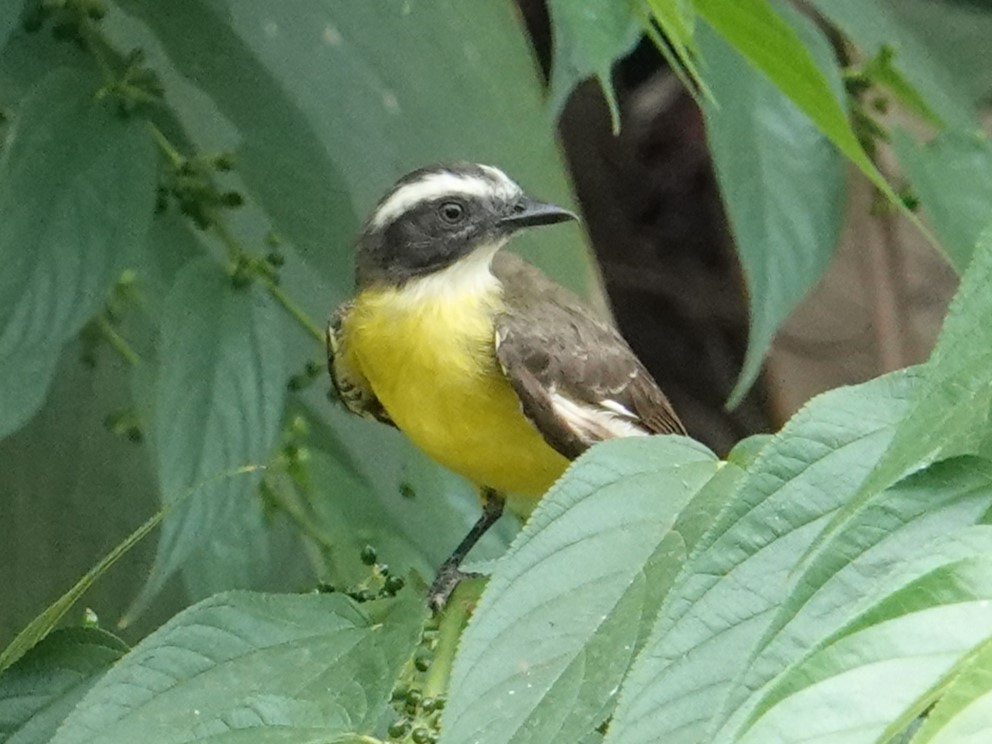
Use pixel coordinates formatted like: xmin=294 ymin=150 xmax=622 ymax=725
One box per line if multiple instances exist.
xmin=438 ymin=201 xmax=465 ymax=224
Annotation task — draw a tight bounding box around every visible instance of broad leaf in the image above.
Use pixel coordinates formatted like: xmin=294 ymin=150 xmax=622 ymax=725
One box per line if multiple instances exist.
xmin=605 ymin=369 xmax=919 ymax=744
xmin=546 ymin=0 xmax=643 ymax=132
xmin=716 ymin=457 xmax=992 ymax=740
xmin=0 ymin=628 xmax=128 ymax=744
xmin=0 ymin=507 xmax=161 ymax=675
xmin=0 ymin=2 xmax=22 ymax=52
xmin=892 ymin=128 xmax=992 ymax=272
xmin=442 ymin=437 xmax=721 ymax=744
xmin=691 ymin=0 xmax=906 ymax=218
xmin=698 ymin=2 xmax=845 ymax=405
xmin=0 ymin=68 xmax=156 ymax=439
xmin=130 ymin=259 xmax=288 ymax=616
xmin=114 ymin=0 xmax=593 ymax=297
xmin=911 ymin=637 xmax=992 ymax=743
xmin=49 ymin=592 xmax=424 ymax=744
xmin=810 ymin=220 xmax=992 ymax=565
xmin=805 ymin=0 xmax=976 ymax=130
xmin=737 ymin=548 xmax=992 ymax=743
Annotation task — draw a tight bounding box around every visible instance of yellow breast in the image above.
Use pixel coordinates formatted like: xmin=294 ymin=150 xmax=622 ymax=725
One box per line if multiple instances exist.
xmin=341 ymin=275 xmax=569 ymax=498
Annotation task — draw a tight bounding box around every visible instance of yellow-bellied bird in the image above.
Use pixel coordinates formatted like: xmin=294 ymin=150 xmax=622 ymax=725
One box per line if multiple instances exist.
xmin=327 ymin=163 xmax=685 ymax=608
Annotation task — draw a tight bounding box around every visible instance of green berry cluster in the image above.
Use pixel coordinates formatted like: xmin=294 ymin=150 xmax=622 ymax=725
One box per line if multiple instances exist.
xmin=156 ymin=153 xmax=244 ymax=231
xmin=317 ymin=545 xmax=406 ymax=603
xmin=287 ymin=360 xmax=325 ymax=392
xmin=23 ymin=0 xmax=105 ymax=44
xmin=384 ymin=619 xmax=446 ymax=743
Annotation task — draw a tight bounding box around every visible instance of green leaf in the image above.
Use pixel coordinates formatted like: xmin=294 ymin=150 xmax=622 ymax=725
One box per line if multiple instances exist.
xmin=117 ymin=0 xmax=594 ymax=297
xmin=805 ymin=0 xmax=977 ymax=130
xmin=716 ymin=457 xmax=992 ymax=740
xmin=546 ymin=0 xmax=642 ymax=133
xmin=442 ymin=437 xmax=720 ymax=744
xmin=605 ymin=368 xmax=920 ymax=744
xmin=643 ymin=0 xmax=708 ymax=101
xmin=892 ymin=128 xmax=992 ymax=272
xmin=736 ymin=548 xmax=992 ymax=743
xmin=0 ymin=3 xmax=22 ymax=51
xmin=49 ymin=592 xmax=424 ymax=744
xmin=0 ymin=628 xmax=128 ymax=744
xmin=130 ymin=259 xmax=288 ymax=617
xmin=808 ymin=220 xmax=992 ymax=570
xmin=911 ymin=637 xmax=992 ymax=743
xmin=0 ymin=67 xmax=156 ymax=439
xmin=0 ymin=507 xmax=162 ymax=675
xmin=697 ymin=3 xmax=845 ymax=405
xmin=690 ymin=0 xmax=908 ymax=224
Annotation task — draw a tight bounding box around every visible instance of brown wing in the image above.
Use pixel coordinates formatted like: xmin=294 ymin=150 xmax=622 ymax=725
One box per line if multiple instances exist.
xmin=326 ymin=302 xmax=396 ymax=427
xmin=493 ymin=252 xmax=685 ymax=460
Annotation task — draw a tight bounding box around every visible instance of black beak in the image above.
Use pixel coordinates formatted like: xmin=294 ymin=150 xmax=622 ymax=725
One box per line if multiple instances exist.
xmin=499 ymin=196 xmax=578 ymax=229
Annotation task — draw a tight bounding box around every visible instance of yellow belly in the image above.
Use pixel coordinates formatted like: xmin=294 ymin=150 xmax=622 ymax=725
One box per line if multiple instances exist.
xmin=342 ymin=286 xmax=569 ymax=498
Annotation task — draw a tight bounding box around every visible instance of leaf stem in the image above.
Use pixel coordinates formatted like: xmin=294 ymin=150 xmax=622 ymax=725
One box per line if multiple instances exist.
xmin=423 ymin=579 xmax=483 ymax=698
xmin=210 ymin=216 xmax=243 ymax=264
xmin=149 ymin=123 xmax=185 ymax=167
xmin=262 ymin=276 xmax=325 ymax=341
xmin=96 ymin=313 xmax=139 ymax=366
xmin=259 ymin=477 xmax=336 ymax=553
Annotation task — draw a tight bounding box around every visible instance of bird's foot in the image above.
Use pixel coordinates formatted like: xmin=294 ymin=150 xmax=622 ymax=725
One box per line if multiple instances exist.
xmin=427 ymin=560 xmax=479 ymax=613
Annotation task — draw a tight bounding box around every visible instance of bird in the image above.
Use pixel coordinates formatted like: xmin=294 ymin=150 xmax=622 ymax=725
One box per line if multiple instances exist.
xmin=326 ymin=162 xmax=685 ymax=609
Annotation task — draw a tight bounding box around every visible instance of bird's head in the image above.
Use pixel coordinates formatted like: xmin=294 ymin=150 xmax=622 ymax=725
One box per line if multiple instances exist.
xmin=355 ymin=162 xmax=576 ymax=286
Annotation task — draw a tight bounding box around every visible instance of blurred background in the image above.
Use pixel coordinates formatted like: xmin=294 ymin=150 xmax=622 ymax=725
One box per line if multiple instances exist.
xmin=2 ymin=0 xmax=991 ymax=650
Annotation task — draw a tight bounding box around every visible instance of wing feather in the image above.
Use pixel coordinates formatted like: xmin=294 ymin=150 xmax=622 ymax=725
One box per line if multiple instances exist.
xmin=493 ymin=252 xmax=685 ymax=460
xmin=327 ymin=302 xmax=396 ymax=427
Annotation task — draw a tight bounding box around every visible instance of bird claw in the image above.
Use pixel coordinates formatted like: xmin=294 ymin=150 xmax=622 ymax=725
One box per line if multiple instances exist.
xmin=427 ymin=562 xmax=480 ymax=613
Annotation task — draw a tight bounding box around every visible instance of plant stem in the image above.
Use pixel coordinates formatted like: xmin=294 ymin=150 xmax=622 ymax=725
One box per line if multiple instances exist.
xmin=260 ymin=477 xmax=336 ymax=553
xmin=423 ymin=579 xmax=484 ymax=698
xmin=149 ymin=123 xmax=185 ymax=167
xmin=96 ymin=314 xmax=139 ymax=366
xmin=261 ymin=276 xmax=325 ymax=341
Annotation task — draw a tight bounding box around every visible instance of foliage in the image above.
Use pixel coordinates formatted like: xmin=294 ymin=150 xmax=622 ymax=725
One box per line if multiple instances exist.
xmin=3 ymin=1 xmax=992 ymax=743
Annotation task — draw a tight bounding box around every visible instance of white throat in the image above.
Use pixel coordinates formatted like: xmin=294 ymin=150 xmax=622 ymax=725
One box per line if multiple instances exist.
xmin=395 ymin=242 xmax=504 ymax=306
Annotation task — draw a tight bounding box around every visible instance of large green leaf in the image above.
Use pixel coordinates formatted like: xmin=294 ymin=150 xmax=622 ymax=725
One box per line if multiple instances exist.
xmin=810 ymin=220 xmax=992 ymax=565
xmin=805 ymin=0 xmax=976 ymax=131
xmin=892 ymin=129 xmax=992 ymax=272
xmin=716 ymin=457 xmax=992 ymax=740
xmin=605 ymin=368 xmax=919 ymax=744
xmin=131 ymin=259 xmax=288 ymax=615
xmin=0 ymin=3 xmax=22 ymax=52
xmin=48 ymin=592 xmax=423 ymax=744
xmin=0 ymin=67 xmax=156 ymax=439
xmin=698 ymin=2 xmax=845 ymax=405
xmin=0 ymin=505 xmax=161 ymax=675
xmin=113 ymin=0 xmax=593 ymax=298
xmin=890 ymin=0 xmax=992 ymax=105
xmin=441 ymin=437 xmax=721 ymax=744
xmin=546 ymin=0 xmax=642 ymax=132
xmin=736 ymin=548 xmax=992 ymax=743
xmin=0 ymin=628 xmax=128 ymax=744
xmin=690 ymin=0 xmax=901 ymax=214
xmin=911 ymin=637 xmax=992 ymax=743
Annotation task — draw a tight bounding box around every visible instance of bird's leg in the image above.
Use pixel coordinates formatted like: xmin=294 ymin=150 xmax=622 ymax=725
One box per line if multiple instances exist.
xmin=427 ymin=487 xmax=505 ymax=612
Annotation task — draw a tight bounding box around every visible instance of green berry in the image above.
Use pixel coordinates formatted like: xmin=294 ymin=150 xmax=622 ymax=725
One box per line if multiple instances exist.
xmin=220 ymin=190 xmax=244 ymax=208
xmin=360 ymin=545 xmax=377 ymax=565
xmin=411 ymin=727 xmax=431 ymax=744
xmin=387 ymin=718 xmax=409 ymax=738
xmin=384 ymin=575 xmax=405 ymax=594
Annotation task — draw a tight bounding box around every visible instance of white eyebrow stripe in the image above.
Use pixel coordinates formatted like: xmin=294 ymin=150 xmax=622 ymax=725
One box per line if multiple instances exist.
xmin=370 ymin=170 xmax=521 ymax=229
